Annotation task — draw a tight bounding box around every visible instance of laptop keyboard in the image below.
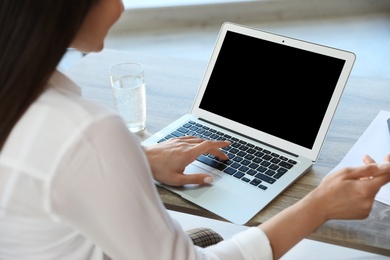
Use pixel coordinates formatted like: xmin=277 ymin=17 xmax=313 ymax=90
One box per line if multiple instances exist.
xmin=158 ymin=120 xmax=297 ymax=190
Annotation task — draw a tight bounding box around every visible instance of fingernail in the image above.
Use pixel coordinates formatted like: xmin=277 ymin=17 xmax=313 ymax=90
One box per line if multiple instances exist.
xmin=204 ymin=177 xmax=214 ymax=184
xmin=378 ymin=162 xmax=390 ymax=170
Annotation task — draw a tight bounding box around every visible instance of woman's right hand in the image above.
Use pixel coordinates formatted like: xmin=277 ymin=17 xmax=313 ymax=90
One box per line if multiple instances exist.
xmin=143 ymin=136 xmax=230 ymax=186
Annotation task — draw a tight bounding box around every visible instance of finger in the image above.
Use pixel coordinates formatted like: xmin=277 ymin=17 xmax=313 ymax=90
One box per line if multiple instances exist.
xmin=375 ymin=162 xmax=390 ymax=182
xmin=378 ymin=162 xmax=390 ymax=170
xmin=352 ymin=163 xmax=390 ymax=182
xmin=198 ymin=141 xmax=231 ymax=160
xmin=360 ymin=155 xmax=390 ymax=179
xmin=175 ymin=173 xmax=214 ymax=185
xmin=363 ymin=154 xmax=376 ymax=165
xmin=208 ymin=148 xmax=229 ymax=160
xmin=340 ymin=164 xmax=378 ymax=180
xmin=196 ymin=140 xmax=231 ymax=152
xmin=174 ymin=136 xmax=204 ymax=143
xmin=362 ymin=168 xmax=390 ymax=188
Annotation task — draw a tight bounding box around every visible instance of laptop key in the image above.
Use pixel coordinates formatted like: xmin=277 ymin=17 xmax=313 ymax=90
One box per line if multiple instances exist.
xmin=196 ymin=128 xmax=205 ymax=134
xmin=254 ymin=173 xmax=276 ymax=184
xmin=196 ymin=155 xmax=226 ymax=170
xmin=253 ymin=157 xmax=262 ymax=163
xmin=210 ymin=133 xmax=219 ymax=139
xmin=223 ymin=167 xmax=236 ymax=175
xmin=241 ymin=177 xmax=250 ymax=183
xmin=279 ymin=161 xmax=293 ymax=169
xmin=258 ymin=184 xmax=268 ymax=190
xmin=230 ymin=148 xmax=239 ymax=154
xmin=247 ymin=169 xmax=257 ymax=176
xmin=245 ymin=154 xmax=255 ymax=160
xmin=288 ymin=159 xmax=297 ymax=165
xmin=241 ymin=159 xmax=251 ymax=166
xmin=250 ymin=178 xmax=262 ymax=186
xmin=238 ymin=165 xmax=249 ymax=172
xmin=237 ymin=151 xmax=246 ymax=157
xmin=264 ymin=169 xmax=276 ymax=176
xmin=248 ymin=162 xmax=259 ymax=169
xmin=271 ymin=158 xmax=281 ymax=164
xmin=231 ymin=142 xmax=240 ymax=148
xmin=274 ymin=168 xmax=288 ymax=179
xmin=262 ymin=154 xmax=272 ymax=161
xmin=177 ymin=127 xmax=189 ymax=134
xmin=233 ymin=157 xmax=243 ymax=163
xmin=261 ymin=161 xmax=271 ymax=167
xmin=160 ymin=134 xmax=175 ymax=141
xmin=158 ymin=138 xmax=166 ymax=143
xmin=254 ymin=151 xmax=264 ymax=157
xmin=230 ymin=162 xmax=241 ymax=169
xmin=233 ymin=172 xmax=245 ymax=179
xmin=171 ymin=131 xmax=185 ymax=137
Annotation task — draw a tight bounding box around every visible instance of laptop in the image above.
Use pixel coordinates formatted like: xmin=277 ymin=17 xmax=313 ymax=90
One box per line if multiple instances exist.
xmin=142 ymin=22 xmax=355 ymax=225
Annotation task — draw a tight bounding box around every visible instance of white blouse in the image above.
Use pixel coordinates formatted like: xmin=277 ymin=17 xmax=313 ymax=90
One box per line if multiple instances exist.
xmin=0 ymin=70 xmax=272 ymax=260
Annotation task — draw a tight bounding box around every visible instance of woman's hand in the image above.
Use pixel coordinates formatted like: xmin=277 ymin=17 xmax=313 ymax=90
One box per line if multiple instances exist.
xmin=143 ymin=136 xmax=231 ymax=186
xmin=260 ymin=154 xmax=390 ymax=259
xmin=306 ymin=154 xmax=390 ymax=221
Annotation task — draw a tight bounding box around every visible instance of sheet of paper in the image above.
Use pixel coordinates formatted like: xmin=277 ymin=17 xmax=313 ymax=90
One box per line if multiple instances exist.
xmin=328 ymin=110 xmax=390 ymax=205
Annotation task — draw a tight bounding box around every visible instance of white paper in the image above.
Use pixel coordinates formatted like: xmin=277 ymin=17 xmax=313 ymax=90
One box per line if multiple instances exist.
xmin=328 ymin=110 xmax=390 ymax=205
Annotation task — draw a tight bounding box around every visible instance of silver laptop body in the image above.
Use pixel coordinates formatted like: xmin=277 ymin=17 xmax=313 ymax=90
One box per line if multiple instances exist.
xmin=142 ymin=22 xmax=355 ymax=225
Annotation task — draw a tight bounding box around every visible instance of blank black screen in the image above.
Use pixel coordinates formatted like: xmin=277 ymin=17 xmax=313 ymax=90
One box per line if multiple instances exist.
xmin=199 ymin=31 xmax=346 ymax=149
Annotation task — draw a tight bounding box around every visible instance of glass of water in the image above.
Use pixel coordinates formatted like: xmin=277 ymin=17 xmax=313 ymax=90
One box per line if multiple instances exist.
xmin=109 ymin=63 xmax=146 ymax=133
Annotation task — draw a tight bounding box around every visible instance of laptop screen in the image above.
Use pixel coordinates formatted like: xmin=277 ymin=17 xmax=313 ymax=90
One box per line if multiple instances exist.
xmin=199 ymin=30 xmax=346 ymax=150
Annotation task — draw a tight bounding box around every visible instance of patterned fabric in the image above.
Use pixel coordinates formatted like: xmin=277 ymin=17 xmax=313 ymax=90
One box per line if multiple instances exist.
xmin=186 ymin=228 xmax=224 ymax=248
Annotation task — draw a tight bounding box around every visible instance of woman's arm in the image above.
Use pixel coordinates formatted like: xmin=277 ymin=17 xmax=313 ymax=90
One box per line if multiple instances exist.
xmin=49 ymin=116 xmax=264 ymax=260
xmin=260 ymin=155 xmax=390 ymax=259
xmin=144 ymin=135 xmax=390 ymax=259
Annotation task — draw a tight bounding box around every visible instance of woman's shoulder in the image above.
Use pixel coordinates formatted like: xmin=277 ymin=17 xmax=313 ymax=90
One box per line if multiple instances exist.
xmin=2 ymin=71 xmax=126 ymax=176
xmin=44 ymin=70 xmax=119 ymax=124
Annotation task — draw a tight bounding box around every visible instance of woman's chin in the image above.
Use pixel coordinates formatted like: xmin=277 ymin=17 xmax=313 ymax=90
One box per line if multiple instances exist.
xmin=72 ymin=43 xmax=104 ymax=54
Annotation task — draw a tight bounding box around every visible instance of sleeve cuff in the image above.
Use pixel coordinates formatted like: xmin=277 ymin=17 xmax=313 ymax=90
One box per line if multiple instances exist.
xmin=232 ymin=227 xmax=273 ymax=260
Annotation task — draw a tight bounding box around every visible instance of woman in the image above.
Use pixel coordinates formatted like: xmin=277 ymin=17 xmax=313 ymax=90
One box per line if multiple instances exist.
xmin=1 ymin=0 xmax=390 ymax=259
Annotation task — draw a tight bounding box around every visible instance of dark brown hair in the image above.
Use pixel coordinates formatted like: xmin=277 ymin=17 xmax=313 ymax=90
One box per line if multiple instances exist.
xmin=0 ymin=0 xmax=99 ymax=151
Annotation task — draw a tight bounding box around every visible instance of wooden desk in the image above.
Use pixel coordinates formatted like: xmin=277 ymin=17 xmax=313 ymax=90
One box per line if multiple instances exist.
xmin=66 ymin=49 xmax=390 ymax=256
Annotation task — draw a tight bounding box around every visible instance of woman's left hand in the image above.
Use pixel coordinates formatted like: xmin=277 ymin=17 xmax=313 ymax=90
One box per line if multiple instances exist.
xmin=143 ymin=136 xmax=231 ymax=186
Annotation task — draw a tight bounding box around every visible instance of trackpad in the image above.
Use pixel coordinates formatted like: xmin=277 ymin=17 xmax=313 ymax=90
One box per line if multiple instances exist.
xmin=170 ymin=164 xmax=222 ymax=199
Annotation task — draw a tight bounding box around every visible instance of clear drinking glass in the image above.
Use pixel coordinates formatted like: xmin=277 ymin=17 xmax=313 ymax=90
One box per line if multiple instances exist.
xmin=109 ymin=62 xmax=146 ymax=133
